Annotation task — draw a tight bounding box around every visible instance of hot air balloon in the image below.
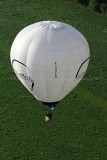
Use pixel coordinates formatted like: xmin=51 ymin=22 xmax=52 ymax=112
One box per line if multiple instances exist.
xmin=10 ymin=21 xmax=90 ymax=113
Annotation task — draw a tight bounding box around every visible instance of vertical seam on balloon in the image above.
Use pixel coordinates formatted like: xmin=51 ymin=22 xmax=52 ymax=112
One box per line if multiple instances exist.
xmin=25 ymin=28 xmax=46 ymax=95
xmin=55 ymin=30 xmax=66 ymax=102
xmin=45 ymin=28 xmax=49 ymax=101
xmin=25 ymin=38 xmax=36 ymax=93
xmin=25 ymin=28 xmax=43 ymax=71
xmin=24 ymin=40 xmax=32 ymax=92
xmin=25 ymin=27 xmax=46 ymax=94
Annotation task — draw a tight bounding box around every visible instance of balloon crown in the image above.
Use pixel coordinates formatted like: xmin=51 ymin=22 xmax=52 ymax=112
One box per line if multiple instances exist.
xmin=39 ymin=21 xmax=64 ymax=30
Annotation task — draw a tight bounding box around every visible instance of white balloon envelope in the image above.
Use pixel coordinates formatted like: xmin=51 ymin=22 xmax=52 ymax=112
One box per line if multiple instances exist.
xmin=10 ymin=21 xmax=90 ymax=110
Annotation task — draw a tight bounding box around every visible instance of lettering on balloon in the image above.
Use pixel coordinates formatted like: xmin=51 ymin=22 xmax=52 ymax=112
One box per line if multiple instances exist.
xmin=14 ymin=70 xmax=34 ymax=92
xmin=55 ymin=62 xmax=57 ymax=78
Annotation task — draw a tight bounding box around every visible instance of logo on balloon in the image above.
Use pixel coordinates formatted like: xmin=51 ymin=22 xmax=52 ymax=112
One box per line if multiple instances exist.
xmin=12 ymin=59 xmax=34 ymax=92
xmin=75 ymin=57 xmax=90 ymax=81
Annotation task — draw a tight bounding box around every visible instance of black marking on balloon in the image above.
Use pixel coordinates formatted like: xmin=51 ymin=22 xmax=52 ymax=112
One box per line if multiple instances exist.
xmin=12 ymin=59 xmax=35 ymax=92
xmin=55 ymin=62 xmax=57 ymax=78
xmin=31 ymin=82 xmax=34 ymax=92
xmin=12 ymin=59 xmax=30 ymax=71
xmin=75 ymin=57 xmax=90 ymax=79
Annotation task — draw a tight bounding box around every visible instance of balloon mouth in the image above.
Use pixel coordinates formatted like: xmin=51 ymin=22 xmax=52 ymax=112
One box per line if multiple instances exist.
xmin=39 ymin=101 xmax=59 ymax=110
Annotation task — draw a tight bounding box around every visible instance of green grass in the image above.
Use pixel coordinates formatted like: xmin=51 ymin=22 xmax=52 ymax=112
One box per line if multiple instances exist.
xmin=0 ymin=0 xmax=107 ymax=160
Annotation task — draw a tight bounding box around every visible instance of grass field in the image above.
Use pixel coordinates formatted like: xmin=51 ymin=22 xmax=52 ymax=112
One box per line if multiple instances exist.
xmin=0 ymin=0 xmax=107 ymax=159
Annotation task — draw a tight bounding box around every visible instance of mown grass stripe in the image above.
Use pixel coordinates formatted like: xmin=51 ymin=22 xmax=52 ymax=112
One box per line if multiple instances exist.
xmin=74 ymin=85 xmax=107 ymax=109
